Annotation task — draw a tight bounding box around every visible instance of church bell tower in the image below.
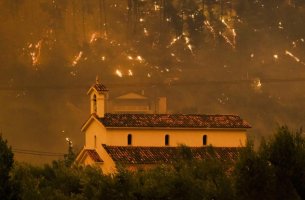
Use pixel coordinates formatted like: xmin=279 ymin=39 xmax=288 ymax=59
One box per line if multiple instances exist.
xmin=87 ymin=77 xmax=108 ymax=118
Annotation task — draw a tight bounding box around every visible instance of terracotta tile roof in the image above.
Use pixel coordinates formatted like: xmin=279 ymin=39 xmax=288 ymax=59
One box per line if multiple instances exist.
xmin=99 ymin=113 xmax=251 ymax=129
xmin=93 ymin=83 xmax=108 ymax=92
xmin=103 ymin=145 xmax=241 ymax=164
xmin=86 ymin=149 xmax=103 ymax=162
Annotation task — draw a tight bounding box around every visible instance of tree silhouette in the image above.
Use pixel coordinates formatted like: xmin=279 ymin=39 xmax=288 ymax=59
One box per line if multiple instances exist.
xmin=0 ymin=134 xmax=14 ymax=200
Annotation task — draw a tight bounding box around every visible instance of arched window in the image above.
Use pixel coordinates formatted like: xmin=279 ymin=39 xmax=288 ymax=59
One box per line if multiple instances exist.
xmin=127 ymin=134 xmax=132 ymax=145
xmin=203 ymin=135 xmax=207 ymax=146
xmin=165 ymin=134 xmax=169 ymax=146
xmin=94 ymin=135 xmax=97 ymax=148
xmin=93 ymin=94 xmax=97 ymax=113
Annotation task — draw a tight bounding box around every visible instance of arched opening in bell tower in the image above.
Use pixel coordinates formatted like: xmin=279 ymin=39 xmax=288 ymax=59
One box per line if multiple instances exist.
xmin=93 ymin=94 xmax=97 ymax=113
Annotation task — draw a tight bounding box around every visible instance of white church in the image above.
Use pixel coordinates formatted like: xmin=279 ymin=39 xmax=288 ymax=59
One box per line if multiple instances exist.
xmin=75 ymin=80 xmax=251 ymax=174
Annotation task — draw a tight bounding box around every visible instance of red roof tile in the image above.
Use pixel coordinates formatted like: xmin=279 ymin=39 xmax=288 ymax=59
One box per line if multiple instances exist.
xmin=99 ymin=113 xmax=251 ymax=129
xmin=86 ymin=149 xmax=103 ymax=162
xmin=93 ymin=83 xmax=108 ymax=92
xmin=103 ymin=145 xmax=241 ymax=164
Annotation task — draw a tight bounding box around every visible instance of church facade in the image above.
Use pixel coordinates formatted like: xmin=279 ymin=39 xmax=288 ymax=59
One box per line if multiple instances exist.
xmin=75 ymin=81 xmax=251 ymax=174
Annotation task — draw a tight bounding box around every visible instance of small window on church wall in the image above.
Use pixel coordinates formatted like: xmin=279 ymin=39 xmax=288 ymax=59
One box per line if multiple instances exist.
xmin=165 ymin=134 xmax=169 ymax=146
xmin=128 ymin=134 xmax=132 ymax=145
xmin=203 ymin=135 xmax=207 ymax=146
xmin=93 ymin=94 xmax=97 ymax=113
xmin=94 ymin=135 xmax=97 ymax=148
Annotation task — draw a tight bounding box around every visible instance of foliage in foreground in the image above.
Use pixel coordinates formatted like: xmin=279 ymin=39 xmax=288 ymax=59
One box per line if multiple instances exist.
xmin=234 ymin=126 xmax=305 ymax=200
xmin=2 ymin=126 xmax=305 ymax=200
xmin=0 ymin=134 xmax=15 ymax=200
xmin=9 ymin=154 xmax=233 ymax=200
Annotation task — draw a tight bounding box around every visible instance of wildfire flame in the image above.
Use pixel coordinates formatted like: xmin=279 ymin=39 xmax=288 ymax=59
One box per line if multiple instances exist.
xmin=128 ymin=69 xmax=133 ymax=76
xmin=72 ymin=51 xmax=83 ymax=66
xmin=29 ymin=40 xmax=42 ymax=67
xmin=115 ymin=69 xmax=123 ymax=77
xmin=285 ymin=50 xmax=300 ymax=62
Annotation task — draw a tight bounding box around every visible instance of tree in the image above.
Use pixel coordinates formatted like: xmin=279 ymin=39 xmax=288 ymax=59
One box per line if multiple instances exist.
xmin=234 ymin=126 xmax=305 ymax=199
xmin=11 ymin=162 xmax=85 ymax=200
xmin=137 ymin=145 xmax=235 ymax=200
xmin=261 ymin=126 xmax=305 ymax=199
xmin=0 ymin=134 xmax=14 ymax=200
xmin=234 ymin=141 xmax=276 ymax=200
xmin=64 ymin=138 xmax=76 ymax=167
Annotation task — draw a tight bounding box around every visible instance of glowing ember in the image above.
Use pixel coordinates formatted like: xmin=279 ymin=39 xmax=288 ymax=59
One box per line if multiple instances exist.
xmin=66 ymin=137 xmax=73 ymax=147
xmin=128 ymin=69 xmax=133 ymax=76
xmin=72 ymin=51 xmax=83 ymax=66
xmin=70 ymin=71 xmax=77 ymax=77
xmin=136 ymin=55 xmax=144 ymax=62
xmin=169 ymin=33 xmax=194 ymax=53
xmin=154 ymin=2 xmax=160 ymax=11
xmin=204 ymin=20 xmax=216 ymax=38
xmin=143 ymin=28 xmax=148 ymax=36
xmin=184 ymin=35 xmax=194 ymax=53
xmin=257 ymin=80 xmax=262 ymax=88
xmin=28 ymin=40 xmax=42 ymax=67
xmin=169 ymin=35 xmax=182 ymax=46
xmin=220 ymin=32 xmax=235 ymax=49
xmin=278 ymin=21 xmax=284 ymax=29
xmin=292 ymin=41 xmax=296 ymax=48
xmin=187 ymin=44 xmax=193 ymax=52
xmin=220 ymin=18 xmax=236 ymax=48
xmin=221 ymin=18 xmax=229 ymax=28
xmin=90 ymin=32 xmax=99 ymax=43
xmin=184 ymin=35 xmax=190 ymax=44
xmin=115 ymin=69 xmax=123 ymax=77
xmin=127 ymin=55 xmax=133 ymax=60
xmin=232 ymin=29 xmax=236 ymax=45
xmin=252 ymin=78 xmax=262 ymax=91
xmin=285 ymin=50 xmax=300 ymax=62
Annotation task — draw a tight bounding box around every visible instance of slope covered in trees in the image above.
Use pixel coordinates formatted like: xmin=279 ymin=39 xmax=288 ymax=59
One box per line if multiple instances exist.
xmin=1 ymin=0 xmax=305 ymax=162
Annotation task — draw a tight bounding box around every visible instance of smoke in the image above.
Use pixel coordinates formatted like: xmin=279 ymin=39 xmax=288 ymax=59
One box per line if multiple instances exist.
xmin=0 ymin=0 xmax=305 ymax=163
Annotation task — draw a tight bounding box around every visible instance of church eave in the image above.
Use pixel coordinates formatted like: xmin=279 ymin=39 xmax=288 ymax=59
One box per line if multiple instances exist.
xmin=103 ymin=126 xmax=250 ymax=131
xmin=81 ymin=114 xmax=104 ymax=132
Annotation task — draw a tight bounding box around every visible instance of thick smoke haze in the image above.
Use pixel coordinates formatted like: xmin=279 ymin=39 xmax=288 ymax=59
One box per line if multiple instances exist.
xmin=1 ymin=0 xmax=305 ymax=163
